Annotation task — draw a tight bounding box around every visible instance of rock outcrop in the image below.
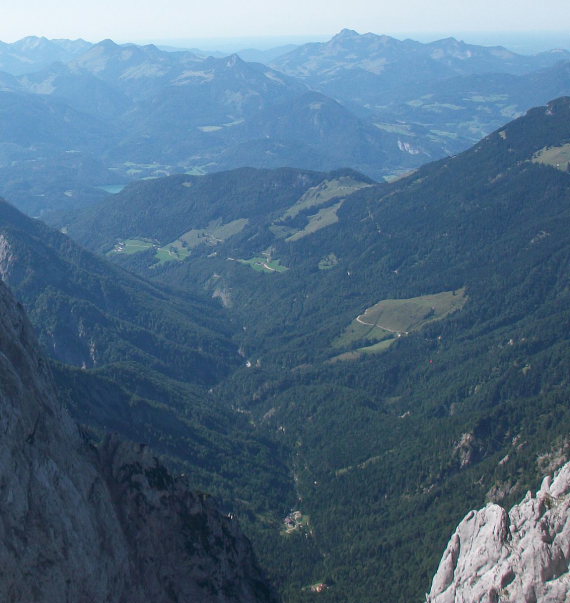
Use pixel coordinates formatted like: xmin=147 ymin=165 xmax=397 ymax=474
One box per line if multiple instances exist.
xmin=427 ymin=463 xmax=570 ymax=603
xmin=0 ymin=279 xmax=274 ymax=602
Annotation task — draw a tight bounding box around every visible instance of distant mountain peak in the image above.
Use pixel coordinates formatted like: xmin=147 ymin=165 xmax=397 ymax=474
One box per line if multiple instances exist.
xmin=432 ymin=36 xmax=462 ymax=46
xmin=14 ymin=35 xmax=51 ymax=48
xmin=97 ymin=38 xmax=120 ymax=49
xmin=332 ymin=28 xmax=360 ymax=41
xmin=139 ymin=43 xmax=160 ymax=52
xmin=224 ymin=53 xmax=243 ymax=68
xmin=53 ymin=37 xmax=90 ymax=45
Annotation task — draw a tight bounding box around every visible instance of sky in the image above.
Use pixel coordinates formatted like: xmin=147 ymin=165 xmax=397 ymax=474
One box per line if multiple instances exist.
xmin=1 ymin=0 xmax=569 ymax=47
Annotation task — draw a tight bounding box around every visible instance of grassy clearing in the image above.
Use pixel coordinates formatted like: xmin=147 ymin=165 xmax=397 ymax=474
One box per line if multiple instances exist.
xmin=280 ymin=177 xmax=371 ymax=221
xmin=184 ymin=167 xmax=207 ymax=176
xmin=119 ymin=161 xmax=174 ymax=178
xmin=384 ymin=169 xmax=417 ymax=183
xmin=326 ymin=350 xmax=363 ymax=364
xmin=286 ymin=201 xmax=343 ymax=242
xmin=269 ymin=224 xmax=297 ymax=239
xmin=108 ymin=238 xmax=156 ymax=255
xmin=333 ymin=288 xmax=467 ymax=354
xmin=357 ymin=288 xmax=466 ymax=332
xmin=327 ymin=338 xmax=396 ymax=364
xmin=271 ymin=176 xmax=370 ymax=242
xmin=112 ymin=219 xmax=249 ymax=266
xmin=333 ymin=316 xmax=394 ymax=349
xmin=96 ymin=184 xmax=127 ymax=194
xmin=198 ymin=125 xmax=223 ymax=132
xmin=197 ymin=119 xmax=244 ymax=133
xmin=155 ymin=218 xmax=248 ymax=265
xmin=168 ymin=219 xmax=248 ymax=251
xmin=336 ymin=455 xmax=382 ymax=477
xmin=237 ymin=257 xmax=288 ymax=273
xmin=373 ymin=122 xmax=414 ymax=135
xmin=114 ymin=162 xmax=206 ymax=179
xmin=532 ymin=144 xmax=570 ymax=172
xmin=154 ymin=245 xmax=191 ymax=264
xmin=468 ymin=94 xmax=508 ymax=102
xmin=499 ymin=104 xmax=519 ymax=118
xmin=359 ymin=339 xmax=396 ymax=354
xmin=430 ymin=129 xmax=459 ymax=140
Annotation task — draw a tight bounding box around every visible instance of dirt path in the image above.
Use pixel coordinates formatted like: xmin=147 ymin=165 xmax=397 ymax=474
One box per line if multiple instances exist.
xmin=356 ymin=314 xmax=401 ymax=334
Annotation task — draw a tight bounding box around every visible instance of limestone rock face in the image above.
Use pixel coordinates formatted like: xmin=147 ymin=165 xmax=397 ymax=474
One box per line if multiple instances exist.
xmin=0 ymin=279 xmax=274 ymax=602
xmin=427 ymin=463 xmax=570 ymax=603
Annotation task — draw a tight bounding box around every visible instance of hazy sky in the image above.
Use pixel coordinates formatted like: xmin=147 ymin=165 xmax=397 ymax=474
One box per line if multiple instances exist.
xmin=1 ymin=0 xmax=569 ymax=44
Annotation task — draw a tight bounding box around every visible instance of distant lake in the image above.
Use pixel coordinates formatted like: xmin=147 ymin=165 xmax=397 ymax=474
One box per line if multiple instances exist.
xmin=97 ymin=184 xmax=127 ymax=194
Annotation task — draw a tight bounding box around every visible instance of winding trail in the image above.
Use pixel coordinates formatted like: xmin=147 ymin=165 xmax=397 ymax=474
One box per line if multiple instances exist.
xmin=356 ymin=314 xmax=401 ymax=334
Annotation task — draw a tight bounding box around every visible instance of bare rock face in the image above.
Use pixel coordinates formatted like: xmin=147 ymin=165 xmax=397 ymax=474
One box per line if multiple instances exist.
xmin=98 ymin=434 xmax=275 ymax=602
xmin=0 ymin=279 xmax=274 ymax=602
xmin=427 ymin=463 xmax=570 ymax=603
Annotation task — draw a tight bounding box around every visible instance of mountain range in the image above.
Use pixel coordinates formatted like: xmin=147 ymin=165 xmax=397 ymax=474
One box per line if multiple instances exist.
xmin=0 ymin=36 xmax=91 ymax=74
xmin=271 ymin=28 xmax=570 ymax=93
xmin=1 ymin=31 xmax=570 ymax=216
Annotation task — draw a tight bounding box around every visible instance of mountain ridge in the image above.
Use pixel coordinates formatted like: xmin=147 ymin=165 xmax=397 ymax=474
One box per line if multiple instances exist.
xmin=2 ymin=31 xmax=570 ymax=216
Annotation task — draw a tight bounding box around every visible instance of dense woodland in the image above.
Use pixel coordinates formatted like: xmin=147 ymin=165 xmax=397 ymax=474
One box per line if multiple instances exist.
xmin=2 ymin=96 xmax=570 ymax=600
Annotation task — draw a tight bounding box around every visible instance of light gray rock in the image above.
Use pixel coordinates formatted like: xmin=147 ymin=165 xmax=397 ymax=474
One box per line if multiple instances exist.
xmin=427 ymin=463 xmax=570 ymax=603
xmin=0 ymin=279 xmax=274 ymax=602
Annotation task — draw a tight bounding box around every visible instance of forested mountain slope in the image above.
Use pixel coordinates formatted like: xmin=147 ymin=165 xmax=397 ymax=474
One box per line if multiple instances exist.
xmin=0 ymin=197 xmax=292 ymax=525
xmin=0 ymin=198 xmax=236 ymax=379
xmin=0 ymin=276 xmax=275 ymax=602
xmin=60 ymin=166 xmax=374 ymax=254
xmin=61 ymin=97 xmax=570 ymax=601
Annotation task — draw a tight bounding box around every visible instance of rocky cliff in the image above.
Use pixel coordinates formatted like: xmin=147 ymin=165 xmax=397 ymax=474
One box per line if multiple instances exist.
xmin=0 ymin=278 xmax=274 ymax=602
xmin=427 ymin=463 xmax=570 ymax=603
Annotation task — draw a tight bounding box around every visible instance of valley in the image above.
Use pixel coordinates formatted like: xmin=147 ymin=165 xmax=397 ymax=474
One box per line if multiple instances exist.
xmin=44 ymin=96 xmax=570 ymax=600
xmin=0 ymin=29 xmax=569 ymax=603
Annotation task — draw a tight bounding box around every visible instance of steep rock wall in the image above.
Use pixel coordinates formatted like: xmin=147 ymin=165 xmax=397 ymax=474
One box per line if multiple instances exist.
xmin=0 ymin=279 xmax=274 ymax=602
